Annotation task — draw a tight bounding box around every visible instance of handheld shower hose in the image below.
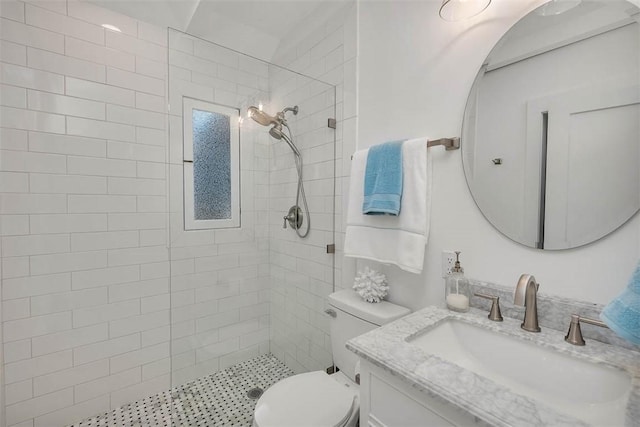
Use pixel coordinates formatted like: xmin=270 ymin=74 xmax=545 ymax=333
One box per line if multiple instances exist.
xmin=279 ymin=123 xmax=310 ymax=238
xmin=248 ymin=105 xmax=310 ymax=238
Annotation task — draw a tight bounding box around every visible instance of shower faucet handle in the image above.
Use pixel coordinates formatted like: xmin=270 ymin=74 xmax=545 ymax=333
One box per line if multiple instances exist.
xmin=283 ymin=206 xmax=303 ymax=231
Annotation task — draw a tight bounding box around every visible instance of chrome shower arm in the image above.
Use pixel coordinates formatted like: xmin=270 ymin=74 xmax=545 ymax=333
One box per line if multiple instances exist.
xmin=282 ymin=106 xmax=299 ymax=115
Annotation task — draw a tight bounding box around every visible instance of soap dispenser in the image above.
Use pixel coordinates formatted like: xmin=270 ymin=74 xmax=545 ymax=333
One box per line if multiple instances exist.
xmin=445 ymin=251 xmax=470 ymax=312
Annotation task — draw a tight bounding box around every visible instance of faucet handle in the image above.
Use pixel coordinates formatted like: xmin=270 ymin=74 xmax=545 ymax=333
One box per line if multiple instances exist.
xmin=474 ymin=293 xmax=504 ymax=322
xmin=564 ymin=314 xmax=608 ymax=346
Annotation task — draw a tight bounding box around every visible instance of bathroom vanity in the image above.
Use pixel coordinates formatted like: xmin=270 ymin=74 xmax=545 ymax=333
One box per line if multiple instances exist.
xmin=348 ymin=304 xmax=640 ymax=427
xmin=357 ymin=359 xmax=484 ymax=427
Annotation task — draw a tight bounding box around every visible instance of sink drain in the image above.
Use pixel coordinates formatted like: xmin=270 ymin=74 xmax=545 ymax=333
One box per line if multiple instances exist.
xmin=247 ymin=387 xmax=263 ymax=400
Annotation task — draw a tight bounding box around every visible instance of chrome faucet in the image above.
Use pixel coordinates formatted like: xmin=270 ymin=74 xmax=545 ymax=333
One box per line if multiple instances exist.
xmin=513 ymin=274 xmax=541 ymax=332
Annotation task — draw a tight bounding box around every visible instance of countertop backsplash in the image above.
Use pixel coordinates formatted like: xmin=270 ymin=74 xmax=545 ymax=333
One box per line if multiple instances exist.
xmin=468 ymin=279 xmax=640 ymax=352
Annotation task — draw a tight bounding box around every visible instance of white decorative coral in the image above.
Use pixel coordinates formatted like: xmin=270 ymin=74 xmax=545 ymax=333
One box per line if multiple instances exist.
xmin=353 ymin=267 xmax=389 ymax=303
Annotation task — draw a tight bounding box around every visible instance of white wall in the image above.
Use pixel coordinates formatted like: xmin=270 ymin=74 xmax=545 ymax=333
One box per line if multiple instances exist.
xmin=356 ymin=0 xmax=640 ymax=311
xmin=0 ymin=1 xmax=172 ymax=425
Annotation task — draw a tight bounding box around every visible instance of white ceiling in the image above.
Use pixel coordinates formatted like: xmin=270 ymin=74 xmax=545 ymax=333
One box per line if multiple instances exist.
xmin=90 ymin=0 xmax=200 ymax=31
xmin=88 ymin=0 xmax=342 ymax=60
xmin=195 ymin=0 xmax=327 ymax=39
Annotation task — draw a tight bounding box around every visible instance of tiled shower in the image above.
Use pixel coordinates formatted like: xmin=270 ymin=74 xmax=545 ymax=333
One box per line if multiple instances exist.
xmin=0 ymin=0 xmax=357 ymax=425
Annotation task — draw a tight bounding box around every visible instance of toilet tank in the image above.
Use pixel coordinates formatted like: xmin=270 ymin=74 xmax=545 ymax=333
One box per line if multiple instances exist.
xmin=328 ymin=290 xmax=410 ymax=382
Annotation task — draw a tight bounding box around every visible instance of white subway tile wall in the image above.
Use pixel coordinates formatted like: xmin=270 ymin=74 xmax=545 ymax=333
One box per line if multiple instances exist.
xmin=268 ymin=2 xmax=357 ymax=374
xmin=1 ymin=0 xmax=357 ymax=425
xmin=167 ymin=30 xmax=272 ymax=388
xmin=0 ymin=1 xmax=170 ymax=425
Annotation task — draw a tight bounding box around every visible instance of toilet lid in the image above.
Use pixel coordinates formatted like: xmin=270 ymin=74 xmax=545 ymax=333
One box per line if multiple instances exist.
xmin=254 ymin=371 xmax=357 ymax=427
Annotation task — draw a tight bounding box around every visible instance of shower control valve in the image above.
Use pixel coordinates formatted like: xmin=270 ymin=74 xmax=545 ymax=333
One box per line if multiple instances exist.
xmin=283 ymin=206 xmax=303 ymax=230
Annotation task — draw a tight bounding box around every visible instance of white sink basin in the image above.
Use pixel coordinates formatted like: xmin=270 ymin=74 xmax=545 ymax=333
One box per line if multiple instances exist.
xmin=407 ymin=319 xmax=632 ymax=426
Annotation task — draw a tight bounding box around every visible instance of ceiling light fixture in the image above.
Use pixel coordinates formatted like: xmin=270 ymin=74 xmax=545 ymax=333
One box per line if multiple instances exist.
xmin=101 ymin=24 xmax=122 ymax=33
xmin=439 ymin=0 xmax=492 ymax=21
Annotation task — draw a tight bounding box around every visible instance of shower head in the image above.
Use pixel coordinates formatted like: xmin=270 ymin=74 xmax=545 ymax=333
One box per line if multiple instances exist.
xmin=269 ymin=123 xmax=284 ymax=140
xmin=247 ymin=106 xmax=277 ymax=126
xmin=270 ymin=123 xmax=301 ymax=157
xmin=248 ymin=105 xmax=301 ymax=157
xmin=247 ymin=105 xmax=299 ymax=127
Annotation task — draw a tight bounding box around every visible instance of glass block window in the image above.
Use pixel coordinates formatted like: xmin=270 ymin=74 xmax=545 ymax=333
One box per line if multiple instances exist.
xmin=183 ymin=98 xmax=240 ymax=230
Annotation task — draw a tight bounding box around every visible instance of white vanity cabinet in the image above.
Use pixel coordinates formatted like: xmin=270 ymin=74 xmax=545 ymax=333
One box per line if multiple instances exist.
xmin=359 ymin=361 xmax=483 ymax=427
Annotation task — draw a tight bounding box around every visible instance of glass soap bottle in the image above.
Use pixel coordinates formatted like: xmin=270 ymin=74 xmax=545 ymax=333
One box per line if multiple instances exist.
xmin=445 ymin=251 xmax=470 ymax=312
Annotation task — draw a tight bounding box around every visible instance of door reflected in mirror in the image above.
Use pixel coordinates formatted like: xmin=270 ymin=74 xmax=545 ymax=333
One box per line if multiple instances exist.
xmin=462 ymin=0 xmax=640 ymax=250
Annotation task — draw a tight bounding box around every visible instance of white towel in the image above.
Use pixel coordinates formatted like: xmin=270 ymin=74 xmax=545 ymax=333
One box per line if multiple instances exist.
xmin=344 ymin=138 xmax=431 ymax=274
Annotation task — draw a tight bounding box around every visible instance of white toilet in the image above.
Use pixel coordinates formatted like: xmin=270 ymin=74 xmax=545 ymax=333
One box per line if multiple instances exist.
xmin=253 ymin=289 xmax=410 ymax=427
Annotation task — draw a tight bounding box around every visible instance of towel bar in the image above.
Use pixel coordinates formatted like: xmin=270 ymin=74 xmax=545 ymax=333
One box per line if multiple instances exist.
xmin=350 ymin=137 xmax=460 ymax=160
xmin=427 ymin=137 xmax=460 ymax=150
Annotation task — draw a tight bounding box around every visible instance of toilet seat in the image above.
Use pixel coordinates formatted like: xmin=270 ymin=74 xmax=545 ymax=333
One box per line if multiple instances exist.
xmin=253 ymin=371 xmax=358 ymax=427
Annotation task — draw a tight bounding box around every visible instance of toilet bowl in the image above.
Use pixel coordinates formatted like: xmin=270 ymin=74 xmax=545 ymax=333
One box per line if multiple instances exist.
xmin=253 ymin=371 xmax=359 ymax=427
xmin=253 ymin=290 xmax=410 ymax=427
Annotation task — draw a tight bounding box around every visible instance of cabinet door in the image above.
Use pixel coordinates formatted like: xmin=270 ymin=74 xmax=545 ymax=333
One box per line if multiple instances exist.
xmin=369 ymin=375 xmax=456 ymax=427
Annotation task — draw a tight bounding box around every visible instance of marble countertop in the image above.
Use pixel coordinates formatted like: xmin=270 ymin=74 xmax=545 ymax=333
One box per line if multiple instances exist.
xmin=346 ymin=306 xmax=640 ymax=427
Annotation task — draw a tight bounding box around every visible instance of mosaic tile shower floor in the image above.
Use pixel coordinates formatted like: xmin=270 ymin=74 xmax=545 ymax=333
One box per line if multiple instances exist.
xmin=69 ymin=354 xmax=294 ymax=427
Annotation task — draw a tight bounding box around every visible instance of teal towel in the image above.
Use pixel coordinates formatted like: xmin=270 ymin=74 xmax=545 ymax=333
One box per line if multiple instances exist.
xmin=363 ymin=141 xmax=403 ymax=215
xmin=601 ymin=261 xmax=640 ymax=346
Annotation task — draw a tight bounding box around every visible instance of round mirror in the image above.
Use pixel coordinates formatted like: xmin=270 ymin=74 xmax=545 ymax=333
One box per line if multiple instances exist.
xmin=462 ymin=0 xmax=640 ymax=250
